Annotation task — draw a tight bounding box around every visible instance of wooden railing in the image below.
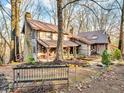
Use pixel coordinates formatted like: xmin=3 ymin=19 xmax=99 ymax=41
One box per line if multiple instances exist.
xmin=13 ymin=65 xmax=69 ymax=88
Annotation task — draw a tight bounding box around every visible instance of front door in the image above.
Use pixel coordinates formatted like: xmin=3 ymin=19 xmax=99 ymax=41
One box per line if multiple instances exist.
xmin=91 ymin=44 xmax=97 ymax=55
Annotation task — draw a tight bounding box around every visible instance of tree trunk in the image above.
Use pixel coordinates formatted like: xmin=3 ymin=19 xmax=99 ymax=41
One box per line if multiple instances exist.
xmin=55 ymin=0 xmax=64 ymax=62
xmin=15 ymin=0 xmax=20 ymax=57
xmin=118 ymin=0 xmax=124 ymax=54
xmin=10 ymin=0 xmax=20 ymax=62
xmin=10 ymin=0 xmax=16 ymax=62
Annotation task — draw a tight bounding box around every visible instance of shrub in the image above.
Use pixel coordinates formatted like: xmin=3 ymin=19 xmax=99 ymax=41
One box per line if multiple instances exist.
xmin=0 ymin=61 xmax=2 ymax=65
xmin=102 ymin=50 xmax=111 ymax=66
xmin=112 ymin=48 xmax=122 ymax=60
xmin=26 ymin=54 xmax=35 ymax=64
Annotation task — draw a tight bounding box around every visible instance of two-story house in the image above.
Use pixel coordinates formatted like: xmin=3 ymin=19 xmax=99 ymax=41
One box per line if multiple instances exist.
xmin=22 ymin=12 xmax=110 ymax=62
xmin=22 ymin=12 xmax=80 ymax=61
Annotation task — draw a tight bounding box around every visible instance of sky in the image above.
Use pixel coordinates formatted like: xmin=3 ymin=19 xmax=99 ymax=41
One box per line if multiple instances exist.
xmin=1 ymin=0 xmax=51 ymax=7
xmin=1 ymin=0 xmax=7 ymax=5
xmin=0 ymin=0 xmax=122 ymax=27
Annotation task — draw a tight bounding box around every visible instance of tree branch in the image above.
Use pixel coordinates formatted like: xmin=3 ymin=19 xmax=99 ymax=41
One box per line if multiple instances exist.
xmin=62 ymin=0 xmax=80 ymax=10
xmin=79 ymin=4 xmax=99 ymax=22
xmin=115 ymin=0 xmax=122 ymax=10
xmin=0 ymin=32 xmax=10 ymax=47
xmin=90 ymin=0 xmax=112 ymax=11
xmin=0 ymin=1 xmax=11 ymax=18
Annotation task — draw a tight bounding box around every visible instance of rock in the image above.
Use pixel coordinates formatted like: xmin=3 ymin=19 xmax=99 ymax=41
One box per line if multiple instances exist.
xmin=87 ymin=85 xmax=91 ymax=88
xmin=82 ymin=86 xmax=87 ymax=89
xmin=97 ymin=63 xmax=105 ymax=67
xmin=120 ymin=85 xmax=124 ymax=88
xmin=77 ymin=87 xmax=82 ymax=92
xmin=90 ymin=76 xmax=94 ymax=79
xmin=78 ymin=82 xmax=82 ymax=88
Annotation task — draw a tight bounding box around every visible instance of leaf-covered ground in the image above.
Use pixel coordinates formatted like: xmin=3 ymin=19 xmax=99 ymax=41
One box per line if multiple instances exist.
xmin=67 ymin=65 xmax=124 ymax=93
xmin=1 ymin=59 xmax=124 ymax=93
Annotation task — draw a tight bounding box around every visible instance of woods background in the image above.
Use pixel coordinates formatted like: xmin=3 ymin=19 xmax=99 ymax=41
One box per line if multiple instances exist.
xmin=0 ymin=0 xmax=123 ymax=63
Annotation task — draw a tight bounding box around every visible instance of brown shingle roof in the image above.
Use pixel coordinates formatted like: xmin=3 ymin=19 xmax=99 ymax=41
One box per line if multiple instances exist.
xmin=27 ymin=19 xmax=57 ymax=32
xmin=78 ymin=30 xmax=110 ymax=44
xmin=37 ymin=39 xmax=79 ymax=48
xmin=69 ymin=35 xmax=91 ymax=45
xmin=26 ymin=19 xmax=68 ymax=34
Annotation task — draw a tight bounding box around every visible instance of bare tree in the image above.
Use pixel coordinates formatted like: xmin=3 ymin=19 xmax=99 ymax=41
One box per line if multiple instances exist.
xmin=55 ymin=0 xmax=80 ymax=62
xmin=55 ymin=0 xmax=63 ymax=62
xmin=118 ymin=0 xmax=124 ymax=54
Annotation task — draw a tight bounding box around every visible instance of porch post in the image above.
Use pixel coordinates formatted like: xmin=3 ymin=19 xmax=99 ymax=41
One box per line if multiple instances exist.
xmin=67 ymin=47 xmax=70 ymax=58
xmin=47 ymin=48 xmax=49 ymax=62
xmin=87 ymin=45 xmax=89 ymax=56
xmin=87 ymin=45 xmax=91 ymax=56
xmin=73 ymin=47 xmax=77 ymax=58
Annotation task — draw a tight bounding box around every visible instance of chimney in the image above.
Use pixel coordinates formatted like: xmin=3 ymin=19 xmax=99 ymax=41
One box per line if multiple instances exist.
xmin=25 ymin=12 xmax=32 ymax=20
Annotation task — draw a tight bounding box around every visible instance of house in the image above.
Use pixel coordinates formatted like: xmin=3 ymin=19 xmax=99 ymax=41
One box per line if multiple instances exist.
xmin=77 ymin=31 xmax=110 ymax=55
xmin=22 ymin=12 xmax=110 ymax=62
xmin=22 ymin=12 xmax=80 ymax=61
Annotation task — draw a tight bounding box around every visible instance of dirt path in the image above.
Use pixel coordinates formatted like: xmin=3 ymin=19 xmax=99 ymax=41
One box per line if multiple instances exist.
xmin=69 ymin=65 xmax=124 ymax=93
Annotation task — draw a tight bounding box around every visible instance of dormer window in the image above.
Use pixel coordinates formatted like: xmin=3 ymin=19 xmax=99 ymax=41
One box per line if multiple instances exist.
xmin=92 ymin=35 xmax=98 ymax=39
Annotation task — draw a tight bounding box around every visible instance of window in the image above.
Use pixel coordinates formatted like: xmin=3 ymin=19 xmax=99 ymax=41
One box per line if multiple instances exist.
xmin=46 ymin=32 xmax=52 ymax=40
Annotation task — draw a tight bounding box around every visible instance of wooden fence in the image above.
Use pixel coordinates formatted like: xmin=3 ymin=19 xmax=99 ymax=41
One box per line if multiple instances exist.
xmin=13 ymin=65 xmax=69 ymax=88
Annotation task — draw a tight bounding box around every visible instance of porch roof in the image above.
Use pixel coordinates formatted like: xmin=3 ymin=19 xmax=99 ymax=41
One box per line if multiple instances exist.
xmin=37 ymin=39 xmax=79 ymax=48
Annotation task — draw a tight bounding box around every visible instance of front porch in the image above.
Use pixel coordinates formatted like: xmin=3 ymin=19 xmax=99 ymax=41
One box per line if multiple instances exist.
xmin=37 ymin=39 xmax=79 ymax=61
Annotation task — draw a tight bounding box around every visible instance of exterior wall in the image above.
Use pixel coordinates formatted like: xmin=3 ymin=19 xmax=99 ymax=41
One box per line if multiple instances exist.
xmin=79 ymin=44 xmax=91 ymax=56
xmin=96 ymin=44 xmax=107 ymax=55
xmin=37 ymin=32 xmax=52 ymax=40
xmin=37 ymin=32 xmax=69 ymax=40
xmin=52 ymin=33 xmax=57 ymax=40
xmin=74 ymin=41 xmax=91 ymax=56
xmin=64 ymin=35 xmax=69 ymax=40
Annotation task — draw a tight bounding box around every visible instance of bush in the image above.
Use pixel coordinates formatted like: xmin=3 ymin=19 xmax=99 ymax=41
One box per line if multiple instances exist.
xmin=0 ymin=61 xmax=2 ymax=65
xmin=26 ymin=54 xmax=35 ymax=64
xmin=102 ymin=50 xmax=111 ymax=66
xmin=112 ymin=48 xmax=122 ymax=60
